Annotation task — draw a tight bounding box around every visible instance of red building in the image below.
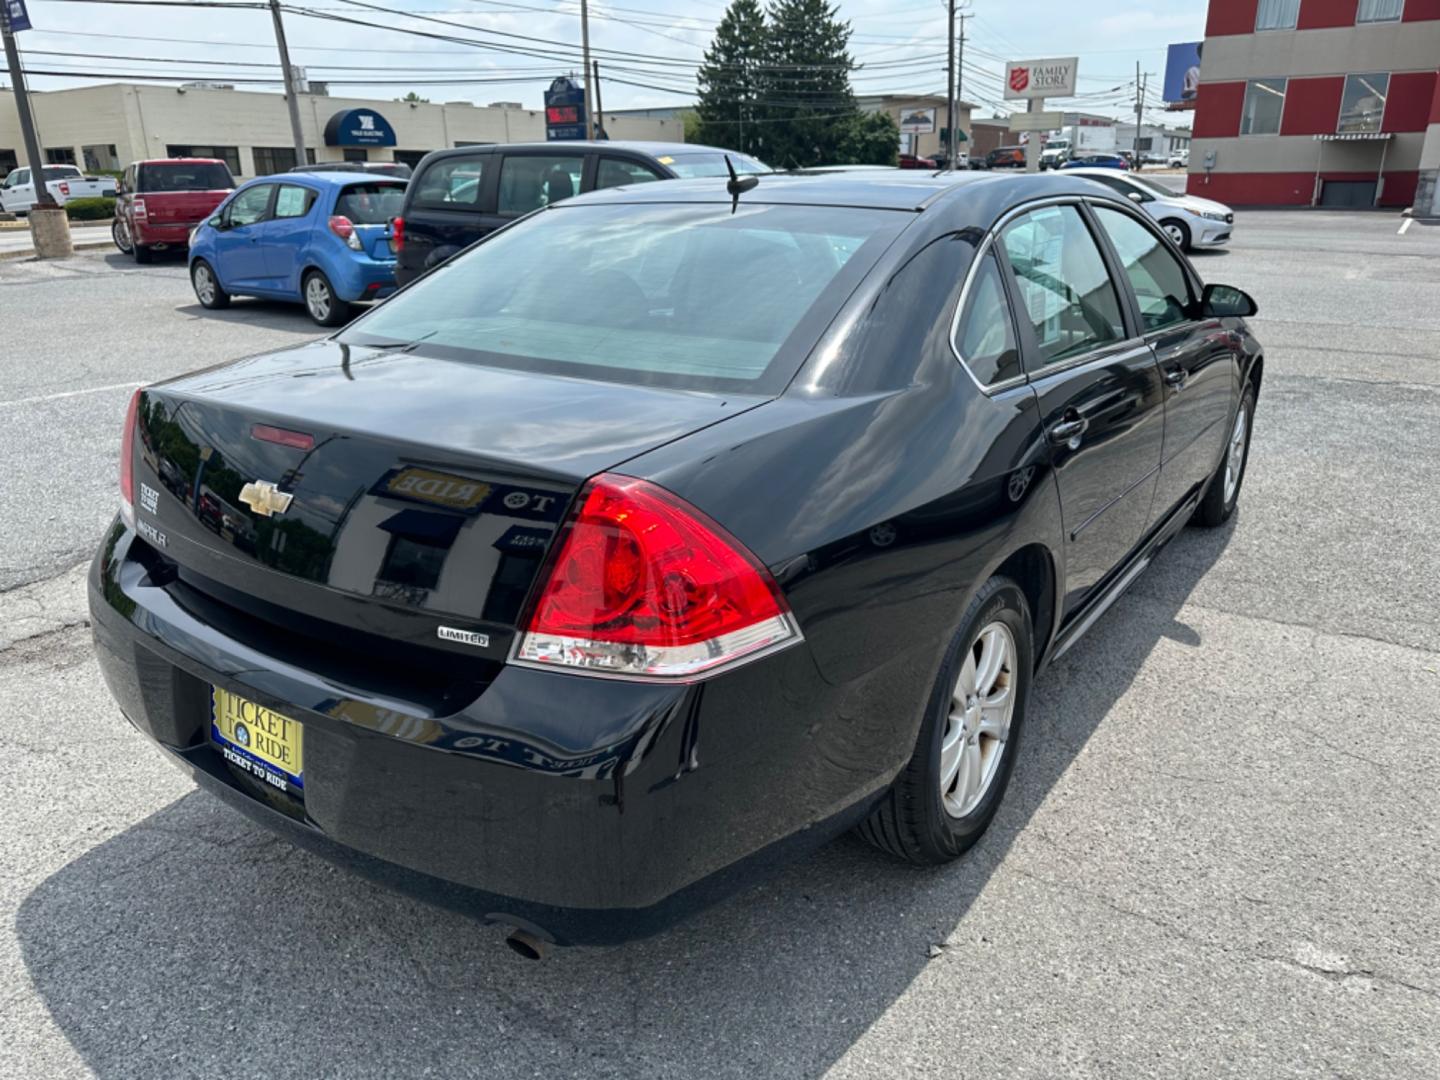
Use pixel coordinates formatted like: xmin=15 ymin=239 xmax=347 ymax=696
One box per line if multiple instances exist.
xmin=1189 ymin=0 xmax=1440 ymax=212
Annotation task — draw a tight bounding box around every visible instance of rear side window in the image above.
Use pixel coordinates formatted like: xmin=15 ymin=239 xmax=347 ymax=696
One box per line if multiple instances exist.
xmin=342 ymin=202 xmax=907 ymax=393
xmin=139 ymin=163 xmax=234 ymax=192
xmin=497 ymin=154 xmax=584 ymax=215
xmin=334 ymin=182 xmax=406 ymax=224
xmin=413 ymin=155 xmax=486 ymax=208
xmin=273 ymin=184 xmax=316 ymax=219
xmin=595 ymin=157 xmax=663 ymax=190
xmin=956 ymin=251 xmax=1021 ymax=386
xmin=1000 ymin=204 xmax=1125 ymax=367
xmin=1092 ymin=206 xmax=1194 ymax=332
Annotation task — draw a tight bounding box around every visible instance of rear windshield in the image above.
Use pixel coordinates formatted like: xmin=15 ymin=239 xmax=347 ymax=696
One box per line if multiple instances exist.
xmin=342 ymin=201 xmax=907 ymax=393
xmin=140 ymin=163 xmax=235 ymax=192
xmin=656 ymin=152 xmax=770 ymax=179
xmin=334 ymin=182 xmax=406 ymax=223
xmin=42 ymin=167 xmax=82 ymax=182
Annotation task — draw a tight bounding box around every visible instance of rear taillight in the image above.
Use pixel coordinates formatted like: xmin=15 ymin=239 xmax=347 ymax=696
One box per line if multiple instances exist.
xmin=58 ymin=181 xmax=70 ymax=197
xmin=328 ymin=214 xmax=363 ymax=251
xmin=132 ymin=198 xmax=147 ymax=220
xmin=390 ymin=215 xmax=404 ymax=254
xmin=119 ymin=389 xmax=140 ymax=529
xmin=514 ymin=473 xmax=801 ymax=679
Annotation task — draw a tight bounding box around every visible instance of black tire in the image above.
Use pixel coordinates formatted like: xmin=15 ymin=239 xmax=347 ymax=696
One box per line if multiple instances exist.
xmin=858 ymin=575 xmax=1034 ymax=864
xmin=190 ymin=258 xmax=231 ymax=310
xmin=303 ymin=269 xmax=350 ymax=327
xmin=111 ymin=218 xmax=134 ymax=255
xmin=133 ymin=243 xmax=153 ymax=264
xmin=1194 ymin=382 xmax=1256 ymax=528
xmin=1160 ymin=217 xmax=1192 ymax=252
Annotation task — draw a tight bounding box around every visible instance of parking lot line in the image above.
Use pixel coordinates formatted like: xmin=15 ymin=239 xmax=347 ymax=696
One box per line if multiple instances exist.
xmin=0 ymin=380 xmax=141 ymax=409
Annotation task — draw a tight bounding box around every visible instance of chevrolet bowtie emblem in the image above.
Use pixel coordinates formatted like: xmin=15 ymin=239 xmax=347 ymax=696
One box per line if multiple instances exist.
xmin=238 ymin=480 xmax=294 ymax=518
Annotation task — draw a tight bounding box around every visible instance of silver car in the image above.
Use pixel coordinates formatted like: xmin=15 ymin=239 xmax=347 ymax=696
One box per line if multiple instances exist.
xmin=1063 ymin=167 xmax=1233 ymax=252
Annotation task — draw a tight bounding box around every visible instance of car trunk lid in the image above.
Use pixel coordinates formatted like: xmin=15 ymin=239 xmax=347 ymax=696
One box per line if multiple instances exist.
xmin=140 ymin=190 xmax=230 ymax=225
xmin=130 ymin=339 xmax=765 ymax=659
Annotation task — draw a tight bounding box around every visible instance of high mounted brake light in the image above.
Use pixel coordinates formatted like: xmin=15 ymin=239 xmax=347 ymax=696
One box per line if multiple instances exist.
xmin=513 ymin=474 xmax=801 ymax=679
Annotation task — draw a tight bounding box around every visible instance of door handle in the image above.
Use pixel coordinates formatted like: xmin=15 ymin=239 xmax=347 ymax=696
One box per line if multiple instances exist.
xmin=1164 ymin=367 xmax=1186 ymax=387
xmin=1048 ymin=413 xmax=1087 ymax=446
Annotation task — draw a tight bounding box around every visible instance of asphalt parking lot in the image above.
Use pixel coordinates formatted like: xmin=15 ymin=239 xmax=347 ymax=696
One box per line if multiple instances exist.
xmin=2 ymin=210 xmax=1438 ymax=1079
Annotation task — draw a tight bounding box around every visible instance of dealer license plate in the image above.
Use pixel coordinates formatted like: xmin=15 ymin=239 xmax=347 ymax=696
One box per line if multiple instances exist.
xmin=210 ymin=688 xmax=304 ymax=794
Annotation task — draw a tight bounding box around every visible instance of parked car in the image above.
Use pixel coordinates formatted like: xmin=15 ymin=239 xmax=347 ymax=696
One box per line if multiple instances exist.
xmin=392 ymin=141 xmax=769 ymax=286
xmin=188 ymin=171 xmax=406 ymax=325
xmin=92 ymin=171 xmax=1262 ymax=951
xmin=930 ymin=151 xmax=969 ymax=169
xmin=1061 ymin=153 xmax=1130 ymax=172
xmin=291 ymin=161 xmax=413 ymax=180
xmin=1169 ymin=150 xmax=1191 ymax=169
xmin=983 ymin=146 xmax=1027 ymax=169
xmin=1062 ymin=167 xmax=1234 ymax=250
xmin=112 ymin=158 xmax=236 ymax=264
xmin=0 ymin=163 xmax=116 ymax=215
xmin=898 ymin=153 xmax=938 ymax=169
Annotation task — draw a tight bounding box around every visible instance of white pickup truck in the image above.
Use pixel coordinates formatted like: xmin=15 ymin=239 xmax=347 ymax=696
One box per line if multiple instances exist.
xmin=0 ymin=164 xmax=117 ymax=215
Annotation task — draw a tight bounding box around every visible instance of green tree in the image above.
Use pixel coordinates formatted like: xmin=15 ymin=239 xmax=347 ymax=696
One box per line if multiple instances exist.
xmin=395 ymin=91 xmax=430 ymax=104
xmin=763 ymin=0 xmax=857 ymax=167
xmin=837 ymin=110 xmax=899 ymax=166
xmin=695 ymin=0 xmax=770 ymax=159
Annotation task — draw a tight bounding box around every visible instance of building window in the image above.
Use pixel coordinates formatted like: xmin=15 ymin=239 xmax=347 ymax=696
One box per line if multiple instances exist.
xmin=1356 ymin=0 xmax=1403 ymax=22
xmin=1338 ymin=73 xmax=1390 ymax=133
xmin=82 ymin=144 xmax=119 ymax=171
xmin=1240 ymin=79 xmax=1288 ymax=135
xmin=166 ymin=145 xmax=242 ymax=176
xmin=45 ymin=146 xmax=77 ymax=165
xmin=343 ymin=148 xmax=368 ymax=163
xmin=252 ymin=146 xmax=298 ymax=175
xmin=1254 ymin=0 xmax=1299 ymax=30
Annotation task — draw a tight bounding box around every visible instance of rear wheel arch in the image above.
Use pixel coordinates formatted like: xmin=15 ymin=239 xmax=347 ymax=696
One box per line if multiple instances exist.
xmin=990 ymin=544 xmax=1058 ymax=667
xmin=1246 ymin=354 xmax=1264 ymax=399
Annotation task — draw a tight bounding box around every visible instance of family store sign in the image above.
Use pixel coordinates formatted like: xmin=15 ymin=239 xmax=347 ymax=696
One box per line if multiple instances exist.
xmin=1003 ymin=57 xmax=1079 ymax=100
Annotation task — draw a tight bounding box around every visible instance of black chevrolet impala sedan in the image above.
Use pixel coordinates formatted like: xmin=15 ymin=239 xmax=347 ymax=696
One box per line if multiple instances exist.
xmin=90 ymin=171 xmax=1261 ymax=952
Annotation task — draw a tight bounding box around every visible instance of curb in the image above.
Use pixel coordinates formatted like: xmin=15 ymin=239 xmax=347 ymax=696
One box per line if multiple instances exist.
xmin=0 ymin=239 xmax=117 ymax=262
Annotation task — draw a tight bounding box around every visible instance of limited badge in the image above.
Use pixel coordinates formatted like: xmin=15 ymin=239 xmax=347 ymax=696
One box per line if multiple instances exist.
xmin=438 ymin=626 xmax=490 ymax=648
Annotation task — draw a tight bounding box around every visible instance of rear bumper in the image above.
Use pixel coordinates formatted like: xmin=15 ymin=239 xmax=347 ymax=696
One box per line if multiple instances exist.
xmin=88 ymin=524 xmax=890 ymax=944
xmin=133 ymin=222 xmax=197 ymax=247
xmin=328 ymin=255 xmax=398 ymax=302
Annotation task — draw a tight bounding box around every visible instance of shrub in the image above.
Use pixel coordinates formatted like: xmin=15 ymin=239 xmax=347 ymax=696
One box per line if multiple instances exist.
xmin=65 ymin=197 xmax=116 ymax=221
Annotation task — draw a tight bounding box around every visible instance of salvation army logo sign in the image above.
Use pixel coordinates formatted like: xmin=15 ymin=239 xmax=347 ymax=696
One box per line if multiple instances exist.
xmin=1003 ymin=56 xmax=1079 ymax=100
xmin=1009 ymin=67 xmax=1030 ymax=93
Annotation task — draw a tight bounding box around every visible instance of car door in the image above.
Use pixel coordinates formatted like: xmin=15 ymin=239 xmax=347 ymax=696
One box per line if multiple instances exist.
xmin=998 ymin=200 xmax=1167 ymax=618
xmin=2 ymin=168 xmax=31 ymax=212
xmin=400 ymin=151 xmax=495 ymax=280
xmin=211 ymin=183 xmax=277 ymax=290
xmin=257 ymin=182 xmax=319 ymax=294
xmin=1089 ymin=203 xmax=1238 ymax=521
xmin=495 ymin=150 xmax=587 ymax=221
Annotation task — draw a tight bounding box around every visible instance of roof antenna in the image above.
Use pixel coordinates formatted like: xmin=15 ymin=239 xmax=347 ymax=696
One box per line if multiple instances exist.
xmin=725 ymin=154 xmax=759 ymax=212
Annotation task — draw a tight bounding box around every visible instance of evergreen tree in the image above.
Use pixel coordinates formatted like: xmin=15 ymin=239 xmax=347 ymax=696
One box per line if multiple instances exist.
xmin=763 ymin=0 xmax=857 ymax=167
xmin=695 ymin=0 xmax=770 ymax=159
xmin=837 ymin=110 xmax=899 ymax=166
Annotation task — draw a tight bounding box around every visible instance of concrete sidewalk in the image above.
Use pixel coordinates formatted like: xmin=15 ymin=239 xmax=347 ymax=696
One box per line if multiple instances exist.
xmin=0 ymin=222 xmax=114 ymax=260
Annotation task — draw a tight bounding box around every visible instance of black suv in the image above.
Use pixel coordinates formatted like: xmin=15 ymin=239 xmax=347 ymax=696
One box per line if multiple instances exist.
xmin=392 ymin=141 xmax=768 ymax=286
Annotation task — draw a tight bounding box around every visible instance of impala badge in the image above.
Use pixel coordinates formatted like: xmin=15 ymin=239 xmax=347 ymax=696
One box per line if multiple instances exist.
xmin=238 ymin=480 xmax=294 ymax=518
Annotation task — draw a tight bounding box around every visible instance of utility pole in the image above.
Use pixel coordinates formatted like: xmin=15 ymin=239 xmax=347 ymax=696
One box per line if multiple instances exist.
xmin=591 ymin=59 xmax=605 ymax=140
xmin=579 ymin=0 xmax=594 ymax=139
xmin=945 ymin=0 xmax=955 ymax=171
xmin=1134 ymin=61 xmax=1144 ymax=170
xmin=2 ymin=11 xmax=54 ymax=208
xmin=955 ymin=14 xmax=967 ymax=169
xmin=269 ymin=0 xmax=307 ymax=166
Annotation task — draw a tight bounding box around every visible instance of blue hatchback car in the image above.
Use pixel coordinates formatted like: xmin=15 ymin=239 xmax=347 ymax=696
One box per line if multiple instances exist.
xmin=188 ymin=171 xmax=405 ymax=326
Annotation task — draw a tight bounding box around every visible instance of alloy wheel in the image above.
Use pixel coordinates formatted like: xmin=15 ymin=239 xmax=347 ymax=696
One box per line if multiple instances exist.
xmin=113 ymin=218 xmax=132 ymax=253
xmin=193 ymin=264 xmax=215 ymax=305
xmin=941 ymin=621 xmax=1017 ymax=818
xmin=306 ymin=276 xmax=331 ymax=322
xmin=1223 ymin=399 xmax=1248 ymax=504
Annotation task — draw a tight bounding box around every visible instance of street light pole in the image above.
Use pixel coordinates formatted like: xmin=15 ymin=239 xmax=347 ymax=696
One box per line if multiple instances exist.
xmin=2 ymin=16 xmax=55 ymax=208
xmin=945 ymin=0 xmax=955 ymax=171
xmin=269 ymin=0 xmax=308 ymax=166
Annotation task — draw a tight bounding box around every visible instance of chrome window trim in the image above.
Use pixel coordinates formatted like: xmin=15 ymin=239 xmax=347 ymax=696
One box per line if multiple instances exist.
xmin=951 ymin=194 xmax=1147 ymax=395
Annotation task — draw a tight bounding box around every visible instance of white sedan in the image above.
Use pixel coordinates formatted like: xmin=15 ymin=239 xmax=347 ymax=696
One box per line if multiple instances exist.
xmin=1063 ymin=167 xmax=1233 ymax=252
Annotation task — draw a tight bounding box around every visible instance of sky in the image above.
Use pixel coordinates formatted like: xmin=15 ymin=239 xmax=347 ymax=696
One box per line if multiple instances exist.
xmin=9 ymin=0 xmax=1205 ymax=125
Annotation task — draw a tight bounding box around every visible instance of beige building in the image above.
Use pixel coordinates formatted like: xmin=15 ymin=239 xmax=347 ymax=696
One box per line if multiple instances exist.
xmin=858 ymin=94 xmax=976 ymax=161
xmin=0 ymin=82 xmax=683 ymax=179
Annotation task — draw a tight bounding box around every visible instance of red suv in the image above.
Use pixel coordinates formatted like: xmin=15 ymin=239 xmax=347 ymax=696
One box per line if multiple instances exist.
xmin=113 ymin=158 xmax=235 ymax=263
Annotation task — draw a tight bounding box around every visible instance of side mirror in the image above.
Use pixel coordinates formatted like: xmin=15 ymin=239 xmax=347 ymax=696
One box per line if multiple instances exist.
xmin=1201 ymin=283 xmax=1257 ymax=318
xmin=208 ymin=215 xmax=226 ymax=229
xmin=1127 ymin=191 xmax=1146 ymax=204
